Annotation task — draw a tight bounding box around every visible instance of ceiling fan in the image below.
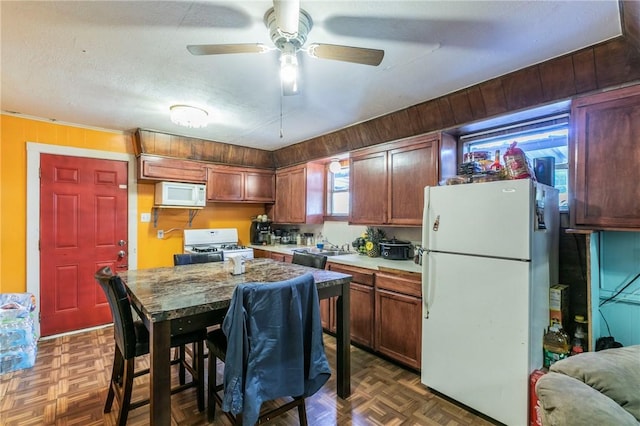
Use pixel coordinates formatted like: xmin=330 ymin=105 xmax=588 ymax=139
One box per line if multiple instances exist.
xmin=186 ymin=0 xmax=384 ymax=95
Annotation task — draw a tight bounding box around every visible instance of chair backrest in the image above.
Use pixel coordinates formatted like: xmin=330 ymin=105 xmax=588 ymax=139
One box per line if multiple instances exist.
xmin=173 ymin=252 xmax=224 ymax=265
xmin=94 ymin=266 xmax=138 ymax=359
xmin=221 ymin=273 xmax=330 ymax=424
xmin=291 ymin=251 xmax=327 ymax=269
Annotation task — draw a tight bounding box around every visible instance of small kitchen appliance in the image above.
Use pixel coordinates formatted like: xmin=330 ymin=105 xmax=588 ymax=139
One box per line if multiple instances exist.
xmin=250 ymin=220 xmax=272 ymax=245
xmin=155 ymin=181 xmax=206 ymax=207
xmin=183 ymin=228 xmax=254 ymax=259
xmin=379 ymin=238 xmax=413 ymax=260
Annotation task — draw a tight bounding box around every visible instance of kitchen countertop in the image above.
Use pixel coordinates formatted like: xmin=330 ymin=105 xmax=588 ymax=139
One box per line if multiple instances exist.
xmin=250 ymin=244 xmax=422 ymax=275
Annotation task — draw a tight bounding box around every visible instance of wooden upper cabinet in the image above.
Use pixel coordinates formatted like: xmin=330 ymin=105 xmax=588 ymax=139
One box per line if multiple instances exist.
xmin=206 ymin=165 xmax=274 ymax=203
xmin=137 ymin=154 xmax=207 ymax=183
xmin=245 ymin=170 xmax=276 ymax=202
xmin=271 ymin=163 xmax=324 ymax=224
xmin=350 ymin=151 xmax=387 ymax=224
xmin=571 ymin=84 xmax=640 ymax=229
xmin=350 ymin=132 xmax=456 ymax=226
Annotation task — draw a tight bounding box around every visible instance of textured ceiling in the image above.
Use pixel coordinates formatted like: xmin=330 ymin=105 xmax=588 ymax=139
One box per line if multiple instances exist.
xmin=1 ymin=1 xmax=622 ymax=151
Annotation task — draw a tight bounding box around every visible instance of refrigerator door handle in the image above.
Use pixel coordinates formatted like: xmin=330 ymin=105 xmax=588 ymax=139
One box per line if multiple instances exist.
xmin=422 ymin=185 xmax=433 ymax=319
xmin=421 ymin=256 xmax=430 ymax=319
xmin=422 ymin=186 xmax=431 ymax=249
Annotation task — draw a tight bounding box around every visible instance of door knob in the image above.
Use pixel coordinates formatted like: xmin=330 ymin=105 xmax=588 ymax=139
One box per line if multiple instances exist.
xmin=117 ymin=250 xmax=126 ymax=258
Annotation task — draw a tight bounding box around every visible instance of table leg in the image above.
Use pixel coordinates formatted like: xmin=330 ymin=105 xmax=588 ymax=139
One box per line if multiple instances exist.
xmin=149 ymin=320 xmax=171 ymax=425
xmin=335 ymin=280 xmax=351 ymax=398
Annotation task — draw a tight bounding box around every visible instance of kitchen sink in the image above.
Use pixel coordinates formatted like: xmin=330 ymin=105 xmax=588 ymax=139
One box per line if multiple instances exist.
xmin=320 ymin=250 xmax=352 ymax=256
xmin=293 ymin=248 xmax=352 ymax=257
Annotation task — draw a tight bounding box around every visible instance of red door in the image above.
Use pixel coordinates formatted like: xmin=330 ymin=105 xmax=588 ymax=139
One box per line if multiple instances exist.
xmin=40 ymin=154 xmax=128 ymax=336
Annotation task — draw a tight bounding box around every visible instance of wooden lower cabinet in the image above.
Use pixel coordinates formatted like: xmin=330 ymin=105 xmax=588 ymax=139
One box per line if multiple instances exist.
xmin=319 ymin=298 xmax=334 ymax=332
xmin=374 ymin=272 xmax=422 ymax=370
xmin=269 ymin=252 xmax=292 ymax=263
xmin=253 ymin=248 xmax=269 ymax=258
xmin=327 ymin=264 xmax=375 ymax=347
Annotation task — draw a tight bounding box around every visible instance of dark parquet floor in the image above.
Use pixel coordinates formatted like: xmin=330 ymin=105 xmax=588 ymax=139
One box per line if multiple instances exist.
xmin=0 ymin=326 xmax=498 ymax=425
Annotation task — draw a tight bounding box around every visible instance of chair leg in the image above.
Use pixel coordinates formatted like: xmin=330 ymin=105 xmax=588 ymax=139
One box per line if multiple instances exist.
xmin=207 ymin=354 xmax=217 ymax=422
xmin=178 ymin=344 xmax=186 ymax=385
xmin=297 ymin=399 xmax=308 ymax=426
xmin=196 ymin=340 xmax=205 ymax=412
xmin=116 ymin=358 xmax=135 ymax=426
xmin=104 ymin=347 xmax=124 ymax=413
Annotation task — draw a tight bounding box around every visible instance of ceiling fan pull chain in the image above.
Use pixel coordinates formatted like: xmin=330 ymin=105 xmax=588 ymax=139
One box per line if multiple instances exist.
xmin=279 ymin=92 xmax=284 ymax=139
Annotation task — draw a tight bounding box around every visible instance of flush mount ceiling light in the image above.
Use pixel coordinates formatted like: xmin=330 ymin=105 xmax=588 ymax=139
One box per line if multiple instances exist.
xmin=170 ymin=105 xmax=209 ymax=128
xmin=329 ymin=158 xmax=342 ymax=174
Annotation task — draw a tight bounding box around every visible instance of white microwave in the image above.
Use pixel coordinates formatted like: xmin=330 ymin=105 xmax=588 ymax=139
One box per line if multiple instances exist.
xmin=154 ymin=182 xmax=206 ymax=207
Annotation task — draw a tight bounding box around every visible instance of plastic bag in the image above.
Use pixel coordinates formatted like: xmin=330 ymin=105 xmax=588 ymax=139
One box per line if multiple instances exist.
xmin=503 ymin=142 xmax=536 ymax=180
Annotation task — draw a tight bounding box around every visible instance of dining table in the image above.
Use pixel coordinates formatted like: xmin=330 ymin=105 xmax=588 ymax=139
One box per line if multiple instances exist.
xmin=119 ymin=257 xmax=352 ymax=426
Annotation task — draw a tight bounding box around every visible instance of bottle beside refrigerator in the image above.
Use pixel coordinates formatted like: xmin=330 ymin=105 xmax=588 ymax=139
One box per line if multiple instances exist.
xmin=543 ymin=322 xmax=570 ymax=367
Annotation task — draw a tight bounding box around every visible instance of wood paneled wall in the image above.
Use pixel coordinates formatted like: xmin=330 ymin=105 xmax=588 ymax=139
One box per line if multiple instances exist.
xmin=135 ymin=129 xmax=274 ymax=169
xmin=621 ymin=1 xmax=640 ymax=53
xmin=136 ymin=33 xmax=640 ymax=170
xmin=273 ymin=37 xmax=640 ymax=168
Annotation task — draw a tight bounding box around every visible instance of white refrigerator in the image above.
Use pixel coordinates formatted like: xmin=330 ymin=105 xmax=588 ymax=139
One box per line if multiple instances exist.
xmin=420 ymin=178 xmax=558 ymax=426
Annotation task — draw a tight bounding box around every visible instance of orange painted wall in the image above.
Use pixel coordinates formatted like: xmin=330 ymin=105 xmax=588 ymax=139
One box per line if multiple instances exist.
xmin=136 ymin=183 xmax=264 ymax=268
xmin=1 ymin=114 xmax=267 ymax=292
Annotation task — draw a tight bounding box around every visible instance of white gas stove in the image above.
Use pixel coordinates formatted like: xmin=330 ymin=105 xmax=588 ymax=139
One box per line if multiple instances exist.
xmin=183 ymin=228 xmax=254 ymax=259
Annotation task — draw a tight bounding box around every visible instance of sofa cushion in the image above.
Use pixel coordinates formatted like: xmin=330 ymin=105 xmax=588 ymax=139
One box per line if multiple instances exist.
xmin=536 ymin=372 xmax=638 ymax=426
xmin=549 ymin=345 xmax=640 ymax=421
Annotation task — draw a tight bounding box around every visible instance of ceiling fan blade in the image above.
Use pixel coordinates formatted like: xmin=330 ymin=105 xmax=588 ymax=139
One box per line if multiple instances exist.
xmin=187 ymin=43 xmax=269 ymax=55
xmin=308 ymin=43 xmax=384 ymax=66
xmin=273 ymin=0 xmax=300 ymax=36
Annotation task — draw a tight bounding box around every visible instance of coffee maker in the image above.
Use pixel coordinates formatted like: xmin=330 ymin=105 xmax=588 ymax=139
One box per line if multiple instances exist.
xmin=250 ymin=220 xmax=272 ymax=245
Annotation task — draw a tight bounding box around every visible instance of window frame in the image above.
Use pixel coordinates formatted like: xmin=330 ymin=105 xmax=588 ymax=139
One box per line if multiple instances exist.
xmin=324 ymin=160 xmax=349 ymax=220
xmin=460 ymin=114 xmax=570 ymax=211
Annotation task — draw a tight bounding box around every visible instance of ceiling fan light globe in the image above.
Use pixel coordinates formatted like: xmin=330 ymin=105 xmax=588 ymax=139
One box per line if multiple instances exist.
xmin=280 ymin=51 xmax=298 ymax=83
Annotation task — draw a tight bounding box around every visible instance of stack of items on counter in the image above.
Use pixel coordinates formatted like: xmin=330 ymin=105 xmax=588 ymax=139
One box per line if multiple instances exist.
xmin=0 ymin=293 xmax=38 ymax=374
xmin=446 ymin=142 xmax=536 ymax=185
xmin=352 ymin=227 xmax=386 ymax=257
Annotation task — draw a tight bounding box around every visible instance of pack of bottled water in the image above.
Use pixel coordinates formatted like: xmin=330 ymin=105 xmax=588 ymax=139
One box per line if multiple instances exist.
xmin=0 ymin=293 xmax=38 ymax=375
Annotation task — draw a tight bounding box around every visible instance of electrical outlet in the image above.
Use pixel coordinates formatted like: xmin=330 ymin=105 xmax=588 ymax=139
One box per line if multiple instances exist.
xmin=157 ymin=230 xmax=164 ymax=239
xmin=140 ymin=213 xmax=151 ymax=223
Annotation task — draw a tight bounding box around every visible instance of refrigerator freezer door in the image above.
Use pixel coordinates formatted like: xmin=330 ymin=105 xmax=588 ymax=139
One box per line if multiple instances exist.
xmin=424 ymin=179 xmax=534 ymax=260
xmin=421 ymin=251 xmax=534 ymax=426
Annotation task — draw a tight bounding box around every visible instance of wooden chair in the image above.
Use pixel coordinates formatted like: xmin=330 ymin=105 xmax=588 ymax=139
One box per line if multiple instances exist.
xmin=173 ymin=252 xmax=224 ymax=265
xmin=291 ymin=251 xmax=328 ymax=269
xmin=94 ymin=266 xmax=206 ymax=426
xmin=206 ymin=273 xmax=331 ymax=424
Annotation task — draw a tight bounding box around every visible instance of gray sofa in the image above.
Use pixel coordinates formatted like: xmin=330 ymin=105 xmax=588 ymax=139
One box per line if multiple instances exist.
xmin=535 ymin=345 xmax=640 ymax=426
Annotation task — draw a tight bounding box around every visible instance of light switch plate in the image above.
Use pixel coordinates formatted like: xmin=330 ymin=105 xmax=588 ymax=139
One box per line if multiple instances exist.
xmin=140 ymin=213 xmax=151 ymax=223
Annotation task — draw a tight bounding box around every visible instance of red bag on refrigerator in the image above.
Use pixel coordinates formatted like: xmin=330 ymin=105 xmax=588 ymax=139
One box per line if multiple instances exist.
xmin=503 ymin=141 xmax=536 ymax=180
